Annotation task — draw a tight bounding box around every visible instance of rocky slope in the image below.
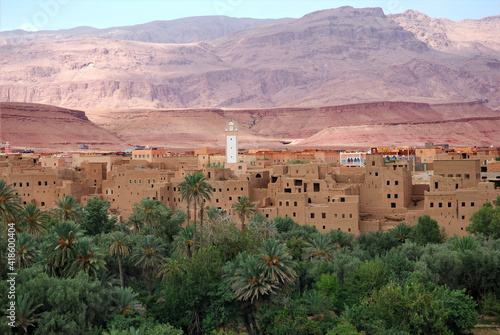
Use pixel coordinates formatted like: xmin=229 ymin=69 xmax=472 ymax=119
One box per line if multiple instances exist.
xmin=83 ymin=100 xmax=500 ymax=149
xmin=1 ymin=7 xmax=499 ymax=109
xmin=0 ymin=102 xmax=125 ymax=149
xmin=1 ymin=16 xmax=291 ymax=45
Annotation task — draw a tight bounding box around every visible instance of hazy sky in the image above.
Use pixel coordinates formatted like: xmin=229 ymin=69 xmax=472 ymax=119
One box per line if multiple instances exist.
xmin=1 ymin=0 xmax=499 ymax=31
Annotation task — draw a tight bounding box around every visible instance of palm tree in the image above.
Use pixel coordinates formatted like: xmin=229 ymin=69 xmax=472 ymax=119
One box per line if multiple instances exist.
xmin=449 ymin=235 xmax=479 ymax=253
xmin=16 ymin=232 xmax=38 ymax=269
xmin=53 ymin=194 xmax=83 ymax=222
xmin=173 ymin=225 xmax=196 ymax=258
xmin=391 ymin=222 xmax=415 ymax=243
xmin=205 ymin=206 xmax=224 ymax=225
xmin=157 ymin=257 xmax=186 ymax=282
xmin=0 ymin=180 xmax=21 ymax=277
xmin=0 ymin=179 xmax=21 ymax=222
xmin=14 ymin=294 xmax=43 ymax=334
xmin=132 ymin=198 xmax=164 ymax=235
xmin=20 ymin=203 xmax=49 ymax=237
xmin=178 ymin=172 xmax=212 ymax=253
xmin=131 ymin=235 xmax=167 ymax=296
xmin=109 ymin=231 xmax=131 ymax=288
xmin=44 ymin=221 xmax=84 ymax=276
xmin=259 ymin=239 xmax=297 ymax=287
xmin=65 ymin=237 xmax=106 ymax=278
xmin=112 ymin=286 xmax=144 ymax=316
xmin=232 ymin=196 xmax=257 ymax=231
xmin=303 ymin=233 xmax=336 ymax=261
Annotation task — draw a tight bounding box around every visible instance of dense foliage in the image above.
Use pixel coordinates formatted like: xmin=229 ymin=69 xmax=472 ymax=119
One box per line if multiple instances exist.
xmin=1 ymin=178 xmax=499 ymax=334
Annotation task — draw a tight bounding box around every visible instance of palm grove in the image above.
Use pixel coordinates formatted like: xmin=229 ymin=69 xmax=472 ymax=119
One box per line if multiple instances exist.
xmin=1 ymin=173 xmax=500 ymax=335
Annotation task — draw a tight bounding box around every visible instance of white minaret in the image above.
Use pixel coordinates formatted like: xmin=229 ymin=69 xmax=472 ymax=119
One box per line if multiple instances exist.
xmin=225 ymin=121 xmax=238 ymax=164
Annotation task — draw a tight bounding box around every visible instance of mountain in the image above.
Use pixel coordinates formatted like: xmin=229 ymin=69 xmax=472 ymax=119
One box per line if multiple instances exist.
xmin=0 ymin=102 xmax=125 ymax=149
xmin=84 ymin=100 xmax=500 ymax=149
xmin=0 ymin=16 xmax=292 ymax=44
xmin=1 ymin=7 xmax=499 ymax=110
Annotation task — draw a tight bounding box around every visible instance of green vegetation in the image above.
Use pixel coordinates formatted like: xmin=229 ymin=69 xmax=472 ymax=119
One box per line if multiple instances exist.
xmin=1 ymin=178 xmax=499 ymax=334
xmin=285 ymin=159 xmax=309 ymax=164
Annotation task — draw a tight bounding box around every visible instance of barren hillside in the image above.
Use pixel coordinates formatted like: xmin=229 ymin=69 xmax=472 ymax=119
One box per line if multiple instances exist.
xmin=0 ymin=102 xmax=125 ymax=149
xmin=1 ymin=7 xmax=499 ymax=109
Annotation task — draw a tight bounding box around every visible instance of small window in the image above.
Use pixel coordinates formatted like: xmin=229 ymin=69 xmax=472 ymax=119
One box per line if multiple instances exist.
xmin=395 ymin=180 xmax=399 ymax=185
xmin=349 ymin=213 xmax=353 ymax=218
xmin=310 ymin=213 xmax=315 ymax=219
xmin=387 ymin=194 xmax=391 ymax=199
xmin=323 ymin=225 xmax=326 ymax=230
xmin=387 ymin=180 xmax=390 ymax=185
xmin=375 ymin=172 xmax=378 ymax=176
xmin=279 ymin=201 xmax=282 ymax=206
xmin=435 ymin=182 xmax=438 ymax=189
xmin=471 ymin=202 xmax=475 ymax=207
xmin=342 ymin=214 xmax=345 ymax=218
xmin=465 ymin=174 xmax=470 ymax=179
xmin=340 ymin=197 xmax=345 ymax=203
xmin=322 ymin=213 xmax=326 ymax=219
xmin=294 ymin=201 xmax=297 ymax=206
xmin=293 ymin=212 xmax=296 ymax=217
xmin=394 ymin=194 xmax=398 ymax=199
xmin=448 ymin=202 xmax=452 ymax=207
xmin=391 ymin=203 xmax=396 ymax=208
xmin=229 ymin=197 xmax=232 ymax=201
xmin=334 ymin=214 xmax=338 ymax=218
xmin=41 ymin=202 xmax=45 ymax=206
xmin=38 ymin=181 xmax=42 ymax=186
xmin=286 ymin=201 xmax=289 ymax=207
xmin=439 ymin=203 xmax=442 ymax=208
xmin=462 ymin=202 xmax=466 ymax=207
xmin=461 ymin=216 xmax=465 ymax=220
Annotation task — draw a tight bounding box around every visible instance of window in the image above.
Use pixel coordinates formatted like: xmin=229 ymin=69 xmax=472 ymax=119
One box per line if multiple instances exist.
xmin=340 ymin=197 xmax=345 ymax=203
xmin=395 ymin=180 xmax=399 ymax=185
xmin=387 ymin=194 xmax=391 ymax=199
xmin=439 ymin=203 xmax=442 ymax=208
xmin=462 ymin=215 xmax=465 ymax=220
xmin=313 ymin=183 xmax=320 ymax=192
xmin=293 ymin=212 xmax=296 ymax=217
xmin=349 ymin=213 xmax=353 ymax=218
xmin=342 ymin=214 xmax=345 ymax=218
xmin=334 ymin=214 xmax=338 ymax=218
xmin=310 ymin=213 xmax=315 ymax=219
xmin=294 ymin=201 xmax=297 ymax=206
xmin=394 ymin=194 xmax=398 ymax=199
xmin=323 ymin=225 xmax=326 ymax=230
xmin=229 ymin=197 xmax=232 ymax=201
xmin=375 ymin=172 xmax=378 ymax=176
xmin=465 ymin=174 xmax=470 ymax=179
xmin=391 ymin=203 xmax=396 ymax=208
xmin=279 ymin=201 xmax=282 ymax=206
xmin=456 ymin=184 xmax=459 ymax=189
xmin=462 ymin=202 xmax=465 ymax=207
xmin=284 ymin=188 xmax=291 ymax=193
xmin=322 ymin=213 xmax=326 ymax=219
xmin=387 ymin=180 xmax=390 ymax=185
xmin=471 ymin=202 xmax=475 ymax=207
xmin=19 ymin=183 xmax=22 ymax=187
xmin=38 ymin=181 xmax=42 ymax=186
xmin=435 ymin=182 xmax=439 ymax=189
xmin=448 ymin=202 xmax=452 ymax=207
xmin=286 ymin=201 xmax=289 ymax=207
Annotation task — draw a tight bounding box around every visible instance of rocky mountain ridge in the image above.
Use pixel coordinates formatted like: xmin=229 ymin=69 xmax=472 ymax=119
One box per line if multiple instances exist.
xmin=1 ymin=6 xmax=499 ymax=110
